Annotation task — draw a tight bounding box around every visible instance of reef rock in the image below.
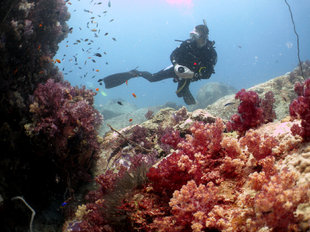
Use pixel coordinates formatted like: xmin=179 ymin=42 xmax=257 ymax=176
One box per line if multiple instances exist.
xmin=205 ymin=71 xmax=304 ymax=121
xmin=190 ymin=81 xmax=237 ymax=111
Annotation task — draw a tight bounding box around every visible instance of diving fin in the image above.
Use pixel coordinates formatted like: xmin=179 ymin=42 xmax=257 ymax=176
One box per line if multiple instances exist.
xmin=98 ymin=70 xmax=139 ymax=89
xmin=176 ymin=79 xmax=196 ymax=105
xmin=182 ymin=89 xmax=196 ymax=105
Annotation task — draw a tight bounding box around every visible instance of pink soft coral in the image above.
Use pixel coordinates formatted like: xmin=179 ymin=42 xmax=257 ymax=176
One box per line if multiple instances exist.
xmin=168 ymin=180 xmax=219 ymax=232
xmin=240 ymin=130 xmax=279 ymax=160
xmin=249 ymin=168 xmax=309 ymax=231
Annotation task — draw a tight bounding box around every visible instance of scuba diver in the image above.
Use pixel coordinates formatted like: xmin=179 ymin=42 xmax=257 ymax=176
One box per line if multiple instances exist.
xmin=98 ymin=21 xmax=217 ymax=105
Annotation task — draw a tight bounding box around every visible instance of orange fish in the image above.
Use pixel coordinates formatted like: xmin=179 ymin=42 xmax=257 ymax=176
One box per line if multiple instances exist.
xmin=39 ymin=23 xmax=43 ymax=27
xmin=132 ymin=93 xmax=137 ymax=98
xmin=91 ymin=29 xmax=97 ymax=32
xmin=129 ymin=118 xmax=133 ymax=122
xmin=55 ymin=59 xmax=61 ymax=63
xmin=95 ymin=88 xmax=99 ymax=91
xmin=96 ymin=69 xmax=99 ymax=72
xmin=125 ymin=80 xmax=128 ymax=85
xmin=37 ymin=44 xmax=41 ymax=50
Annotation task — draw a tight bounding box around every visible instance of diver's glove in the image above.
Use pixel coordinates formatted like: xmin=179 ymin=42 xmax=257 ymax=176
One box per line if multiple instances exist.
xmin=174 ymin=64 xmax=194 ymax=79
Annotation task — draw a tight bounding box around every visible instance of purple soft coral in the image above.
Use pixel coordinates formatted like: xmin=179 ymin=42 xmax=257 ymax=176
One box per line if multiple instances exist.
xmin=26 ymin=79 xmax=102 ymax=188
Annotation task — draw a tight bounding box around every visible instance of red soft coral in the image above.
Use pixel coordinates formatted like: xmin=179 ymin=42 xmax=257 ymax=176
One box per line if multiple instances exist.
xmin=227 ymin=89 xmax=275 ymax=134
xmin=147 ymin=118 xmax=224 ymax=195
xmin=290 ymin=79 xmax=310 ymax=140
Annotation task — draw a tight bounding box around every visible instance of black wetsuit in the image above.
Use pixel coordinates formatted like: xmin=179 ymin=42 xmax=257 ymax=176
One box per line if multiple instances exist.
xmin=138 ymin=39 xmax=217 ymax=104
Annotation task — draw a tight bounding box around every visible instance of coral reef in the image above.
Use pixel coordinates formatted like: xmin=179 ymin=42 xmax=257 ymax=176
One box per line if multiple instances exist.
xmin=63 ymin=94 xmax=310 ymax=232
xmin=0 ymin=0 xmax=104 ymax=231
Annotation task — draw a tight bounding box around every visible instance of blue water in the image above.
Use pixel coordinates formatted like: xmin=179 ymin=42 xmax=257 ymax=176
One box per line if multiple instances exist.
xmin=55 ymin=0 xmax=310 ymax=108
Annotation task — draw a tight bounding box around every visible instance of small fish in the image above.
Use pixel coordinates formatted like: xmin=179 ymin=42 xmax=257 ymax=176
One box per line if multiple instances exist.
xmin=76 ymin=39 xmax=81 ymax=43
xmin=91 ymin=29 xmax=97 ymax=32
xmin=84 ymin=9 xmax=93 ymax=13
xmin=95 ymin=88 xmax=99 ymax=91
xmin=69 ymin=27 xmax=73 ymax=33
xmin=100 ymin=90 xmax=107 ymax=96
xmin=94 ymin=53 xmax=102 ymax=57
xmin=55 ymin=59 xmax=61 ymax=63
xmin=129 ymin=118 xmax=133 ymax=122
xmin=96 ymin=69 xmax=99 ymax=72
xmin=132 ymin=93 xmax=137 ymax=98
xmin=112 ymin=37 xmax=116 ymax=41
xmin=224 ymin=102 xmax=235 ymax=107
xmin=108 ymin=0 xmax=111 ymax=7
xmin=109 ymin=19 xmax=114 ymax=22
xmin=92 ymin=59 xmax=96 ymax=63
xmin=61 ymin=201 xmax=68 ymax=208
xmin=39 ymin=23 xmax=43 ymax=27
xmin=37 ymin=44 xmax=41 ymax=50
xmin=104 ymin=32 xmax=108 ymax=36
xmin=125 ymin=80 xmax=128 ymax=85
xmin=85 ymin=39 xmax=89 ymax=41
xmin=117 ymin=101 xmax=123 ymax=105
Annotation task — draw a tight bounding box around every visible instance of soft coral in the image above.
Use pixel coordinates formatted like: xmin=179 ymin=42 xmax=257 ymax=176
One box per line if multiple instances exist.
xmin=290 ymin=79 xmax=310 ymax=140
xmin=226 ymin=89 xmax=275 ymax=134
